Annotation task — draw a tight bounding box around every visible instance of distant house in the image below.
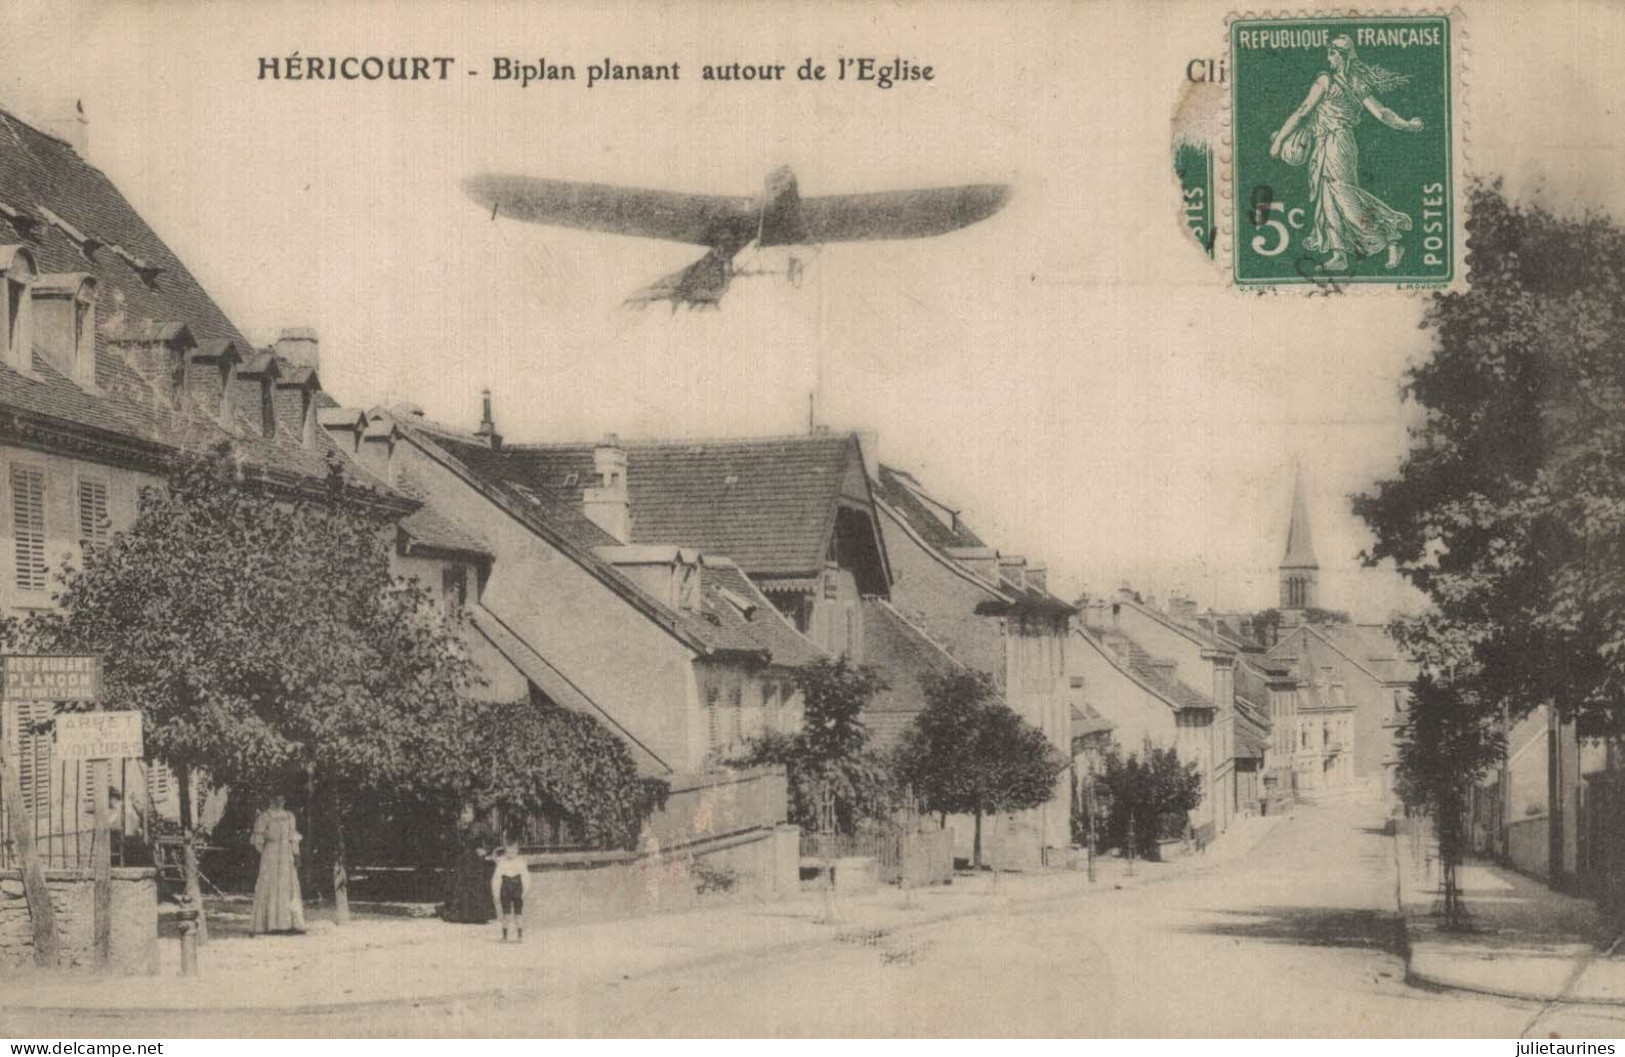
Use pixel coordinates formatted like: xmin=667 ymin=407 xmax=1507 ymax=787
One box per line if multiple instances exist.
xmin=871 ymin=462 xmax=1075 ymax=863
xmin=1267 ymin=623 xmax=1415 ymax=802
xmin=1070 ymin=598 xmax=1219 ymax=839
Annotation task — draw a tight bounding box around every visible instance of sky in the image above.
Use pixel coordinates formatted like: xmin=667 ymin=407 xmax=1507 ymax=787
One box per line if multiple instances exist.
xmin=2 ymin=0 xmax=1623 ymax=620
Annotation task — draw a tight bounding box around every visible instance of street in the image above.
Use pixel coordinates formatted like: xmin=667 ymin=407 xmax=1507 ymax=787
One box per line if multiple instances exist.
xmin=8 ymin=791 xmax=1624 ymax=1038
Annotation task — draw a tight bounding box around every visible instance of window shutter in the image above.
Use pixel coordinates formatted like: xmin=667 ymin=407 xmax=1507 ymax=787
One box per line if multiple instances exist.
xmin=78 ymin=478 xmax=109 ymax=546
xmin=11 ymin=465 xmax=46 ymax=591
xmin=706 ymin=689 xmax=721 ymax=754
xmin=16 ymin=701 xmax=53 ymax=817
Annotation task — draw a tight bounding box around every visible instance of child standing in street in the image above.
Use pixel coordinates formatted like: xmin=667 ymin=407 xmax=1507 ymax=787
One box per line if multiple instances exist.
xmin=489 ymin=837 xmax=532 ymax=942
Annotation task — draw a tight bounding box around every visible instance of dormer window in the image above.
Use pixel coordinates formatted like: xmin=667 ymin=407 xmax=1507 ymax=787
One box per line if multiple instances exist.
xmin=189 ymin=339 xmax=242 ymax=427
xmin=108 ymin=322 xmax=195 ymax=410
xmin=235 ymin=352 xmax=282 ymax=439
xmin=0 ymin=246 xmax=38 ymax=373
xmin=274 ymin=363 xmax=321 ymax=450
xmin=32 ymin=273 xmax=98 ymax=389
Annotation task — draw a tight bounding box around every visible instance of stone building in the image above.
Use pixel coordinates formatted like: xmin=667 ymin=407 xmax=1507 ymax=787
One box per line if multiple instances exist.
xmin=339 ymin=404 xmax=825 ymax=778
xmin=0 ymin=104 xmax=493 ymax=861
xmin=870 ymin=462 xmax=1074 ymax=863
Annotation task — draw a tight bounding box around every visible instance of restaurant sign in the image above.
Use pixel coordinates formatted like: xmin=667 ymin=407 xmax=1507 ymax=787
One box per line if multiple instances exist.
xmin=2 ymin=655 xmax=101 ymax=703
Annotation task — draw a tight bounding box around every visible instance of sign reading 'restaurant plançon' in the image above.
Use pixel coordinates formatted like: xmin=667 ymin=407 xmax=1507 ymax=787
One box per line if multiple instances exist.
xmin=54 ymin=711 xmax=142 ymax=761
xmin=2 ymin=654 xmax=102 ymax=703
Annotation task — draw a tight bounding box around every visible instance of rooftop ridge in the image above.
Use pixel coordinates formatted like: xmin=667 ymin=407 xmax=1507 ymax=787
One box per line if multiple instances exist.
xmin=504 ymin=430 xmax=859 ymax=451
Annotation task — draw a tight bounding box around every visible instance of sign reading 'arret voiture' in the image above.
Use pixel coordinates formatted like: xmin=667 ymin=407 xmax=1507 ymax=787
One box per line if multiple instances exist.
xmin=54 ymin=711 xmax=142 ymax=761
xmin=2 ymin=654 xmax=101 ymax=703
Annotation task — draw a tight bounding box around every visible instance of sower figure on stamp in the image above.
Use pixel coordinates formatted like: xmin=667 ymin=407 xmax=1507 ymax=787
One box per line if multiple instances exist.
xmin=1270 ymin=35 xmax=1425 ymax=272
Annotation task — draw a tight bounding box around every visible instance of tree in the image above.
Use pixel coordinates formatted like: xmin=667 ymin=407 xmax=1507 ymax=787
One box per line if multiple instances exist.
xmin=732 ymin=657 xmax=896 ymax=834
xmin=25 ymin=445 xmax=480 ymax=930
xmin=1354 ymin=183 xmax=1625 ymax=744
xmin=1393 ymin=672 xmax=1504 ymax=927
xmin=1249 ymin=607 xmax=1350 ymax=646
xmin=461 ymin=696 xmax=669 ymax=851
xmin=1092 ymin=745 xmax=1204 ymax=861
xmin=896 ymin=670 xmax=1060 ymax=868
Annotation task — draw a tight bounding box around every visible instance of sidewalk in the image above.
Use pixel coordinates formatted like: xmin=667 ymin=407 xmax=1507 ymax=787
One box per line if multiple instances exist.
xmin=1394 ymin=827 xmax=1625 ymax=1005
xmin=5 ymin=814 xmax=1284 ymax=1018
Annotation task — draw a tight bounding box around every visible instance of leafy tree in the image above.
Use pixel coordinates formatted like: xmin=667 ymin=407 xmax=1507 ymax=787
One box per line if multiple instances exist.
xmin=25 ymin=445 xmax=480 ymax=929
xmin=461 ymin=696 xmax=669 ymax=851
xmin=1354 ymin=183 xmax=1625 ymax=743
xmin=1393 ymin=671 xmax=1504 ymax=927
xmin=732 ymin=657 xmax=896 ymax=834
xmin=896 ymin=670 xmax=1060 ymax=868
xmin=1092 ymin=745 xmax=1204 ymax=861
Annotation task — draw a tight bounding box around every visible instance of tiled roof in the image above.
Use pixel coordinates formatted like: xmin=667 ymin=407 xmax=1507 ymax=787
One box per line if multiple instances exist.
xmin=499 ymin=433 xmax=868 ymax=577
xmin=702 ymin=560 xmax=824 ymax=670
xmin=1268 ymin=623 xmax=1419 ymax=687
xmin=390 ymin=414 xmax=824 ymax=667
xmin=424 ymin=431 xmax=616 ymax=552
xmin=392 ymin=468 xmax=491 ymax=558
xmin=858 ymin=597 xmax=968 ymax=749
xmin=873 ymin=464 xmax=985 ymax=551
xmin=1082 ymin=625 xmax=1214 ymax=713
xmin=1071 ymin=702 xmax=1115 ymax=739
xmin=0 ymin=107 xmax=398 ymax=503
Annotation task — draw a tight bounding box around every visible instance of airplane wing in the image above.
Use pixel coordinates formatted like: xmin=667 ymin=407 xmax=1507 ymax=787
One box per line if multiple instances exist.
xmin=793 ymin=184 xmax=1011 ymax=244
xmin=463 ymin=174 xmax=758 ymax=247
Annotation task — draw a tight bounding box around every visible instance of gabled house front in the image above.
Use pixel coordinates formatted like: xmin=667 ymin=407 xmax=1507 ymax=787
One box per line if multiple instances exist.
xmin=342 ymin=406 xmax=825 ymax=779
xmin=484 ymin=430 xmax=892 ymax=660
xmin=870 ymin=461 xmax=1075 ymax=864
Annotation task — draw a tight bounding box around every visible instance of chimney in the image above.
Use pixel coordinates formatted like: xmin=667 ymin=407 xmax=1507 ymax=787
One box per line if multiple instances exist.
xmin=1170 ymin=593 xmax=1198 ymax=625
xmin=854 ymin=429 xmax=880 ymax=483
xmin=274 ymin=327 xmax=319 ymax=372
xmin=474 ymin=388 xmax=502 ymax=448
xmin=998 ymin=556 xmax=1027 ymax=589
xmin=1025 ymin=562 xmax=1048 ymax=595
xmin=44 ymin=100 xmax=88 ymax=156
xmin=583 ymin=433 xmax=630 ymax=543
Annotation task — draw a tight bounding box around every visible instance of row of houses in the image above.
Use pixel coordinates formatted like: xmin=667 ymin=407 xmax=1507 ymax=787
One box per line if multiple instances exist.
xmin=0 ymin=101 xmax=1422 ymax=899
xmin=1064 ymin=470 xmax=1417 ymax=844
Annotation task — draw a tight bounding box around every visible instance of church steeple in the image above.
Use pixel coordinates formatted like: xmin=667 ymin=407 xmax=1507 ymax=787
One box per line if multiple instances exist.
xmin=1279 ymin=464 xmax=1319 ymax=613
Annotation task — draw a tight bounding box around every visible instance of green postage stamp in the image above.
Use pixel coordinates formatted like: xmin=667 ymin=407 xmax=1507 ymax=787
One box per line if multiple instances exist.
xmin=1175 ymin=11 xmax=1465 ymax=291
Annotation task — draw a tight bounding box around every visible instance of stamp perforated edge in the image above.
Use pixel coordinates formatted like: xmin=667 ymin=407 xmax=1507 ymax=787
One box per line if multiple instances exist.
xmin=1211 ymin=5 xmax=1472 ymax=295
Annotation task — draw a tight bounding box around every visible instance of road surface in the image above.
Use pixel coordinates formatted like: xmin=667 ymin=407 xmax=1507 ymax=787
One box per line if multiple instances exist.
xmin=8 ymin=791 xmax=1622 ymax=1037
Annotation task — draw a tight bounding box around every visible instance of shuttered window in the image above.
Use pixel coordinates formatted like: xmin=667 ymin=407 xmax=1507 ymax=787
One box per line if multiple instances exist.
xmin=78 ymin=478 xmax=109 ymax=546
xmin=12 ymin=465 xmax=46 ymax=591
xmin=16 ymin=700 xmax=53 ymax=817
xmin=706 ymin=688 xmax=721 ymax=754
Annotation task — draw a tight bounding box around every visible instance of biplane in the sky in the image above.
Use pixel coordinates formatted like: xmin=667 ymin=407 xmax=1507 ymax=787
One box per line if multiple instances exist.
xmin=461 ymin=166 xmax=1011 ymax=310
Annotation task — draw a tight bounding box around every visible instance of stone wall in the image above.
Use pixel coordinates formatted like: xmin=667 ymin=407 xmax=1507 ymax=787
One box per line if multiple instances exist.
xmin=518 ymin=823 xmax=800 ymax=927
xmin=0 ymin=867 xmax=158 ymax=974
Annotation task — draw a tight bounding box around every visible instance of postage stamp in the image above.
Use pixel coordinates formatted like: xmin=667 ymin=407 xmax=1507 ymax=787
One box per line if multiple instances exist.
xmin=1228 ymin=13 xmax=1460 ymax=289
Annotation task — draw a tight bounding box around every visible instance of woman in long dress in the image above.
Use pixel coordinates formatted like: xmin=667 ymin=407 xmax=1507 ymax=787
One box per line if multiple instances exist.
xmin=1270 ymin=35 xmax=1426 ymax=272
xmin=250 ymin=795 xmax=306 ymax=934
